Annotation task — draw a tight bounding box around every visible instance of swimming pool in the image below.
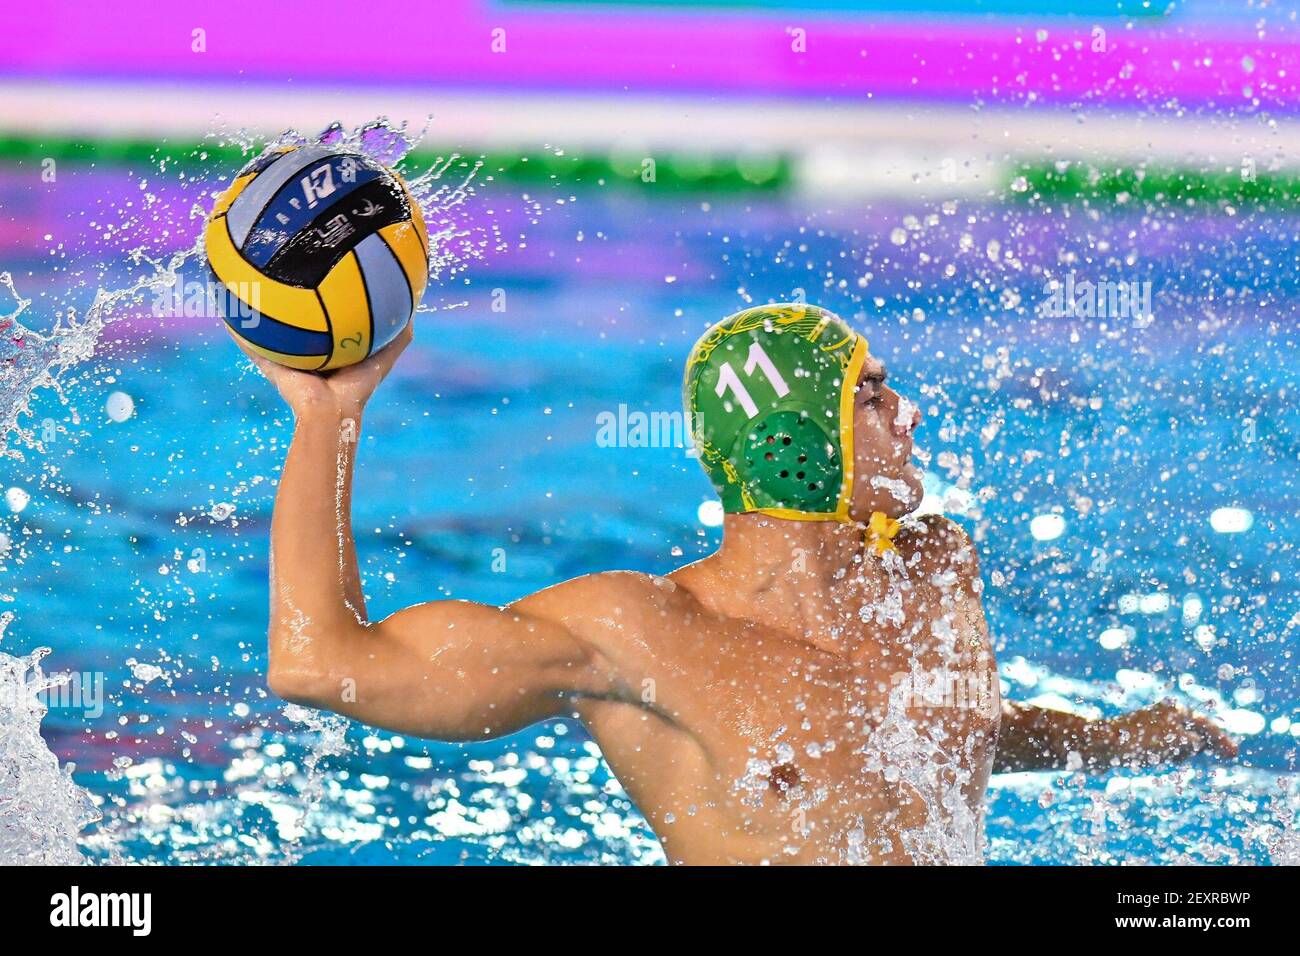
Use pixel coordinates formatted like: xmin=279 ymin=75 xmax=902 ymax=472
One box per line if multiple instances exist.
xmin=2 ymin=159 xmax=1296 ymax=864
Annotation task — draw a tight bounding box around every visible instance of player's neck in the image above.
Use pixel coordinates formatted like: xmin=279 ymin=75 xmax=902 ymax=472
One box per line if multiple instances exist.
xmin=719 ymin=512 xmax=865 ymax=572
xmin=709 ymin=513 xmax=890 ymax=646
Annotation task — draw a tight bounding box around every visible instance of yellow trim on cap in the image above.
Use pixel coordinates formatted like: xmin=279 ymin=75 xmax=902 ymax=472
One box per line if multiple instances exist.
xmin=749 ymin=507 xmax=849 ymax=522
xmin=834 ymin=335 xmax=869 ymax=520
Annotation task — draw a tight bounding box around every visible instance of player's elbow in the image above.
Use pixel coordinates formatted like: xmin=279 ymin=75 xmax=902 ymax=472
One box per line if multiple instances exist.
xmin=265 ymin=616 xmax=367 ymax=710
xmin=267 ymin=661 xmax=332 ymax=708
xmin=266 ymin=640 xmax=343 ymax=710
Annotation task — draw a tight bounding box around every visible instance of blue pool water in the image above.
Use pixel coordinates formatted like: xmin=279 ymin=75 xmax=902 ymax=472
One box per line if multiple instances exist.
xmin=1 ymin=159 xmax=1297 ymax=864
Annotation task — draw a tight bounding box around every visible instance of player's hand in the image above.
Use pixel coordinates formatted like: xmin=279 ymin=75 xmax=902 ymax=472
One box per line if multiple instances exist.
xmin=1094 ymin=699 xmax=1238 ymax=767
xmin=237 ymin=322 xmax=412 ymax=417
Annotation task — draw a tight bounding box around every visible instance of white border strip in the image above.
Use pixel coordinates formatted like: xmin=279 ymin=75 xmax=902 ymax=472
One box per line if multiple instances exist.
xmin=4 ymin=79 xmax=1300 ymax=196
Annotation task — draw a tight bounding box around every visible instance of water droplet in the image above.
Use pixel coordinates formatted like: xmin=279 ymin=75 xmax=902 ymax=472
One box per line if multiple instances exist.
xmin=697 ymin=500 xmax=724 ymax=527
xmin=105 ymin=391 xmax=135 ymax=422
xmin=1029 ymin=513 xmax=1065 ymax=541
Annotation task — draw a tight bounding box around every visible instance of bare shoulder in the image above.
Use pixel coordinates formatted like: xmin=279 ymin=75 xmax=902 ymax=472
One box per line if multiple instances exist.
xmin=896 ymin=513 xmax=981 ymax=584
xmin=510 ymin=569 xmax=699 ymax=644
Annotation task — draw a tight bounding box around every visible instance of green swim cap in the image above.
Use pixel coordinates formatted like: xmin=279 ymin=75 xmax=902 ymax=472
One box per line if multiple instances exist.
xmin=684 ymin=304 xmax=868 ymax=522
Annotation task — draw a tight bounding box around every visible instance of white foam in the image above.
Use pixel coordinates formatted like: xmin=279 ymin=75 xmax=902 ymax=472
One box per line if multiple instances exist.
xmin=0 ymin=613 xmax=100 ymax=863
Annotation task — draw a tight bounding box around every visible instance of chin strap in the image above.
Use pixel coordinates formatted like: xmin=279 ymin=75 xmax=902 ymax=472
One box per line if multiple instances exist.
xmin=867 ymin=511 xmax=901 ymax=556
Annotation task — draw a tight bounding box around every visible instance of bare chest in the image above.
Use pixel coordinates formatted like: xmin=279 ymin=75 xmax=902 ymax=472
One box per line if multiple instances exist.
xmin=589 ymin=585 xmax=999 ymax=863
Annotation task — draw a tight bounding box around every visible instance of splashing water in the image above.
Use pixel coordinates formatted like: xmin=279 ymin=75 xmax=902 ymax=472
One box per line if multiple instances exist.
xmin=282 ymin=704 xmax=351 ymax=806
xmin=859 ymin=547 xmax=909 ymax=630
xmin=0 ymin=119 xmax=490 ymax=865
xmin=0 ymin=255 xmax=199 ymax=458
xmin=0 ymin=613 xmax=100 ymax=863
xmin=0 ymin=118 xmax=478 ymax=461
xmin=1 ymin=113 xmax=1295 ymax=866
xmin=854 ymin=683 xmax=986 ymax=865
xmin=0 ymin=250 xmax=192 ymax=862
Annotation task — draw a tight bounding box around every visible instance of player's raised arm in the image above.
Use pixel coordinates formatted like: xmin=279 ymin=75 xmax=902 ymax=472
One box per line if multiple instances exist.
xmin=242 ymin=328 xmax=617 ymax=739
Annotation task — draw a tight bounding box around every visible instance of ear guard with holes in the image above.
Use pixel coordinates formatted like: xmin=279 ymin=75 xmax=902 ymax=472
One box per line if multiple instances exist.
xmin=740 ymin=410 xmax=840 ymax=512
xmin=684 ymin=303 xmax=868 ymax=522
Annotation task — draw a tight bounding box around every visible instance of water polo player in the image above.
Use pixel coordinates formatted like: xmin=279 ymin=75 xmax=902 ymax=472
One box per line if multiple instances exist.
xmin=241 ymin=303 xmax=1237 ymax=864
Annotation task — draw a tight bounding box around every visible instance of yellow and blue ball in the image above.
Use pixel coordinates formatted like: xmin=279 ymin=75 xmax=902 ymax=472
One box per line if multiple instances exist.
xmin=205 ymin=145 xmax=429 ymax=371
